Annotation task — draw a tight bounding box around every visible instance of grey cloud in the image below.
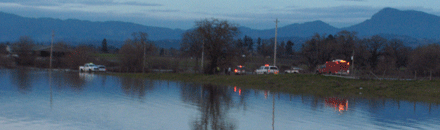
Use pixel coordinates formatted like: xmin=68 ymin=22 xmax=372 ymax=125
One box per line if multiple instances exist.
xmin=0 ymin=6 xmax=191 ymax=29
xmin=80 ymin=1 xmax=162 ymax=6
xmin=3 ymin=3 xmax=439 ymax=30
xmin=0 ymin=0 xmax=162 ymax=7
xmin=120 ymin=2 xmax=162 ymax=6
xmin=148 ymin=9 xmax=180 ymax=13
xmin=336 ymin=0 xmax=367 ymax=1
xmin=0 ymin=0 xmax=61 ymax=6
xmin=0 ymin=3 xmax=382 ymax=29
xmin=210 ymin=6 xmax=383 ymax=29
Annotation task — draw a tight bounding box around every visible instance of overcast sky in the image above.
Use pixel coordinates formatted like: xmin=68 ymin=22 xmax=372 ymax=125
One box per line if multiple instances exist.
xmin=0 ymin=0 xmax=439 ymax=30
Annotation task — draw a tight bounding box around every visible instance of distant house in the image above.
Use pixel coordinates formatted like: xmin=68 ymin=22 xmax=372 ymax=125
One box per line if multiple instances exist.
xmin=33 ymin=46 xmax=71 ymax=57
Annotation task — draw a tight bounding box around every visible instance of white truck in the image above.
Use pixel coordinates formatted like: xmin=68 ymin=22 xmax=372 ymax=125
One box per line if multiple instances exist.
xmin=79 ymin=63 xmax=99 ymax=72
xmin=284 ymin=67 xmax=303 ymax=74
xmin=255 ymin=64 xmax=279 ymax=74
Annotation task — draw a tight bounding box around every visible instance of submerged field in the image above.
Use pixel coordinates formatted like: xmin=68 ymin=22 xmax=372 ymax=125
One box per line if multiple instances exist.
xmin=110 ymin=73 xmax=440 ymax=103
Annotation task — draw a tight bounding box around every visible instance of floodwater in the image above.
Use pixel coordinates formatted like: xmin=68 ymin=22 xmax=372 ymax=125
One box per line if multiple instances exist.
xmin=0 ymin=69 xmax=439 ymax=130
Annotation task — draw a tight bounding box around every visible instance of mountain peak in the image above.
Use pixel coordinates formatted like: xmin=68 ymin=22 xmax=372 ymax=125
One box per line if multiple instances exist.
xmin=371 ymin=7 xmax=403 ymax=20
xmin=307 ymin=20 xmax=326 ymax=24
xmin=347 ymin=7 xmax=440 ymax=39
xmin=371 ymin=7 xmax=438 ymax=21
xmin=377 ymin=7 xmax=400 ymax=13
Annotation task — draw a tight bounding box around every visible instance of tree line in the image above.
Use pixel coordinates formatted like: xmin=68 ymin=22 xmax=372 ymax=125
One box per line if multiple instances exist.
xmin=1 ymin=18 xmax=440 ymax=77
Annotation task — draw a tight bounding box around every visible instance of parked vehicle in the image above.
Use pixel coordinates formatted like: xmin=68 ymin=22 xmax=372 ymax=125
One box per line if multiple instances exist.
xmin=79 ymin=63 xmax=99 ymax=72
xmin=97 ymin=65 xmax=106 ymax=72
xmin=255 ymin=64 xmax=279 ymax=74
xmin=234 ymin=65 xmax=246 ymax=75
xmin=284 ymin=67 xmax=304 ymax=74
xmin=316 ymin=59 xmax=350 ymax=75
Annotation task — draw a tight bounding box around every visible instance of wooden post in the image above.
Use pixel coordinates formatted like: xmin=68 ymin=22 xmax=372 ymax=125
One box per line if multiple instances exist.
xmin=414 ymin=70 xmax=417 ymax=80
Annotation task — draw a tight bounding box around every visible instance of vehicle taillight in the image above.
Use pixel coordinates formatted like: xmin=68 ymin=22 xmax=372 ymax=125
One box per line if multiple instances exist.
xmin=235 ymin=69 xmax=238 ymax=72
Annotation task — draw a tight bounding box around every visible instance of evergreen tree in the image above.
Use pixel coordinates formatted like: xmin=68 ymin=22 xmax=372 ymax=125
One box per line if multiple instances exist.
xmin=286 ymin=40 xmax=294 ymax=55
xmin=160 ymin=48 xmax=165 ymax=56
xmin=244 ymin=35 xmax=253 ymax=53
xmin=256 ymin=37 xmax=261 ymax=55
xmin=101 ymin=38 xmax=108 ymax=53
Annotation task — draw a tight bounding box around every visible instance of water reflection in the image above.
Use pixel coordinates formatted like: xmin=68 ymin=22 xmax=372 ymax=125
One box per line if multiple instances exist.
xmin=120 ymin=77 xmax=154 ymax=99
xmin=10 ymin=69 xmax=32 ymax=93
xmin=325 ymin=97 xmax=348 ymax=114
xmin=1 ymin=69 xmax=440 ymax=130
xmin=79 ymin=72 xmax=96 ymax=81
xmin=233 ymin=86 xmax=250 ymax=111
xmin=181 ymin=84 xmax=237 ymax=130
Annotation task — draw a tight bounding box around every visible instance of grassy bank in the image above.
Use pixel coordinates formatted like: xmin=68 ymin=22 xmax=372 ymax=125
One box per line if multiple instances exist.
xmin=110 ymin=73 xmax=440 ymax=103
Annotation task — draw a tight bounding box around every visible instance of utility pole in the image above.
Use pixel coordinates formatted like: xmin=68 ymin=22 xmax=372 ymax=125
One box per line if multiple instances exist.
xmin=142 ymin=39 xmax=146 ymax=73
xmin=141 ymin=32 xmax=147 ymax=73
xmin=49 ymin=30 xmax=54 ymax=109
xmin=352 ymin=49 xmax=355 ymax=78
xmin=274 ymin=19 xmax=279 ymax=66
xmin=201 ymin=41 xmax=204 ymax=73
xmin=50 ymin=30 xmax=54 ymax=69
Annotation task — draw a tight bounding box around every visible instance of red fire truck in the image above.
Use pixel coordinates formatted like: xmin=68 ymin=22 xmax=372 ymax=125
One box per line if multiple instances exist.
xmin=316 ymin=59 xmax=350 ymax=75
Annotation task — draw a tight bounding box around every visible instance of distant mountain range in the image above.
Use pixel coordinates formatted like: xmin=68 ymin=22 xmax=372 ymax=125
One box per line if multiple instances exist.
xmin=0 ymin=7 xmax=439 ymax=48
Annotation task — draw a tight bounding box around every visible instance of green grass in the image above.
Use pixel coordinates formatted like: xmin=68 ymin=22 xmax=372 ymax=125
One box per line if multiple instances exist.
xmin=107 ymin=73 xmax=440 ymax=104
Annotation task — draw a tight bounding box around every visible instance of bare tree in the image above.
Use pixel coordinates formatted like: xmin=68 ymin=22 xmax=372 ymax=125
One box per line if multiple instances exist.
xmin=65 ymin=45 xmax=94 ymax=69
xmin=366 ymin=35 xmax=387 ymax=70
xmin=409 ymin=43 xmax=440 ymax=74
xmin=12 ymin=36 xmax=35 ymax=66
xmin=192 ymin=18 xmax=239 ymax=74
xmin=180 ymin=30 xmax=203 ymax=73
xmin=301 ymin=34 xmax=321 ymax=71
xmin=119 ymin=32 xmax=156 ymax=73
xmin=383 ymin=39 xmax=410 ymax=69
xmin=335 ymin=31 xmax=357 ymax=60
xmin=301 ymin=34 xmax=338 ymax=71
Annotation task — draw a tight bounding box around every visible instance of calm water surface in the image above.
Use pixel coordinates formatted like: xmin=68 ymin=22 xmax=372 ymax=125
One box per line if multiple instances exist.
xmin=0 ymin=69 xmax=439 ymax=130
